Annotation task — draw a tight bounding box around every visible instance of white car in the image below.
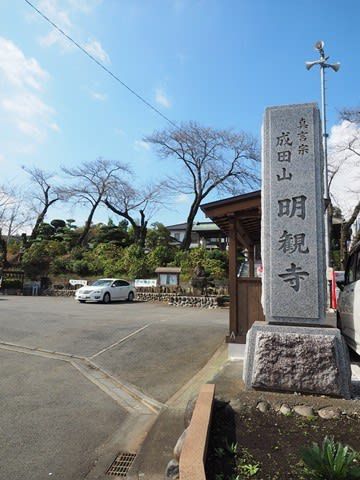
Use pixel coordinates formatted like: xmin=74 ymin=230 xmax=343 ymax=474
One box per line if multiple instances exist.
xmin=75 ymin=278 xmax=136 ymax=304
xmin=337 ymin=241 xmax=360 ymax=354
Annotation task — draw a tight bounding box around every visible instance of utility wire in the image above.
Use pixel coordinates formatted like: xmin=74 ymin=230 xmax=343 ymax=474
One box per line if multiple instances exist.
xmin=24 ymin=0 xmax=178 ymax=128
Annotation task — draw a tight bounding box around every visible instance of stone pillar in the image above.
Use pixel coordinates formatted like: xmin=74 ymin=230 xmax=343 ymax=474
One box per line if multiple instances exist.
xmin=244 ymin=103 xmax=351 ymax=398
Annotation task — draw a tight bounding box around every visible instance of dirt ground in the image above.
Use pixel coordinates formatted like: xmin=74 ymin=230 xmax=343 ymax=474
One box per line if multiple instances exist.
xmin=206 ymin=399 xmax=360 ymax=480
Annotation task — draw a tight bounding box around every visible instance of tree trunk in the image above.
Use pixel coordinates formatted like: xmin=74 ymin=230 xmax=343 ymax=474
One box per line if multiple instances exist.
xmin=30 ymin=197 xmax=59 ymax=242
xmin=340 ymin=200 xmax=360 ymax=270
xmin=138 ymin=210 xmax=148 ymax=249
xmin=30 ymin=209 xmax=47 ymax=241
xmin=78 ymin=200 xmax=100 ymax=246
xmin=104 ymin=199 xmax=146 ymax=247
xmin=0 ymin=230 xmax=7 ymax=268
xmin=181 ymin=198 xmax=201 ymax=250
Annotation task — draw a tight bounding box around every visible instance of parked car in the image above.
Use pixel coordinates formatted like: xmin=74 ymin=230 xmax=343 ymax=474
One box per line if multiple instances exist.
xmin=337 ymin=241 xmax=360 ymax=354
xmin=75 ymin=278 xmax=136 ymax=304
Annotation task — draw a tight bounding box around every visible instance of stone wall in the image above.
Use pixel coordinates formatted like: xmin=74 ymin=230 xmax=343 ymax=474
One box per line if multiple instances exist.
xmin=136 ymin=292 xmax=219 ymax=308
xmin=43 ymin=288 xmax=220 ymax=308
xmin=44 ymin=289 xmax=76 ymax=297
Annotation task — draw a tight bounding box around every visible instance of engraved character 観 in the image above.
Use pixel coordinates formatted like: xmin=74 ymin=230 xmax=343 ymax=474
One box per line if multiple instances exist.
xmin=278 ymin=230 xmax=309 ymax=254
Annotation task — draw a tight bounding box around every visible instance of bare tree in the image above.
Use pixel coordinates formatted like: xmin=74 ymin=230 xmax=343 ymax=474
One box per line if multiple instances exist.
xmin=0 ymin=184 xmax=33 ymax=265
xmin=61 ymin=158 xmax=130 ymax=246
xmin=144 ymin=122 xmax=259 ymax=249
xmin=23 ymin=166 xmax=62 ymax=241
xmin=339 ymin=107 xmax=360 ymax=124
xmin=104 ymin=180 xmax=164 ymax=248
xmin=329 ymin=109 xmax=360 ymax=268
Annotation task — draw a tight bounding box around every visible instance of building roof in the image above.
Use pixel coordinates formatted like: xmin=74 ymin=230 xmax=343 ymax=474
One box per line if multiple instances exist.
xmin=192 ymin=222 xmax=221 ymax=232
xmin=166 ymin=221 xmax=220 ymax=232
xmin=155 ymin=267 xmax=181 ymax=273
xmin=165 ymin=223 xmax=188 ymax=230
xmin=201 ymin=190 xmax=261 ymax=246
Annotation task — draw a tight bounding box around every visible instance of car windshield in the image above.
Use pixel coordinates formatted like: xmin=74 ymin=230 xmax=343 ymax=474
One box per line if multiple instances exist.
xmin=91 ymin=280 xmax=113 ymax=287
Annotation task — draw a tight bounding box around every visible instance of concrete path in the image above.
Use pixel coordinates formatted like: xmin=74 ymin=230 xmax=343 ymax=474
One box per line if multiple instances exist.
xmin=0 ymin=296 xmax=227 ymax=480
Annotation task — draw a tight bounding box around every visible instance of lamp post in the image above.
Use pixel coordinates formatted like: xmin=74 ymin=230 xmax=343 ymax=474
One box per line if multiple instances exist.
xmin=305 ymin=41 xmax=340 ymax=297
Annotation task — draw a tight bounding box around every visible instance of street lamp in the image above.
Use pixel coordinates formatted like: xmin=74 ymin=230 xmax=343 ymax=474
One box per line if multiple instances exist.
xmin=305 ymin=41 xmax=340 ymax=280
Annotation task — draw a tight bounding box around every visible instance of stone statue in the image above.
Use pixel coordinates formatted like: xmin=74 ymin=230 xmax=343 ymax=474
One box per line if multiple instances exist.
xmin=191 ymin=262 xmax=210 ymax=295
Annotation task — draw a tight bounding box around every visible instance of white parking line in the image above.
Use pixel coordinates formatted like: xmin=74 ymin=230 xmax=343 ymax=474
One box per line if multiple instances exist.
xmin=89 ymin=324 xmax=150 ymax=359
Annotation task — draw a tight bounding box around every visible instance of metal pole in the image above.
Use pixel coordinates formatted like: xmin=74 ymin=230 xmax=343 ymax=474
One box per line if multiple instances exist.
xmin=320 ymin=63 xmax=331 ymax=275
xmin=306 ymin=42 xmax=340 ymax=308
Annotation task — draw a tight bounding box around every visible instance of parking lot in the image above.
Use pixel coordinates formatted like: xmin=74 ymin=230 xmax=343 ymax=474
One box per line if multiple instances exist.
xmin=0 ymin=296 xmax=227 ymax=480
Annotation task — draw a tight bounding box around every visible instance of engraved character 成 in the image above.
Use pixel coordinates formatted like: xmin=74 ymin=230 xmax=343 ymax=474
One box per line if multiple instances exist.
xmin=276 ymin=132 xmax=293 ymax=147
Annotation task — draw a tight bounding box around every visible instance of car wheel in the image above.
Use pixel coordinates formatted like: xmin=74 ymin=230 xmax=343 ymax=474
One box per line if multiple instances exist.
xmin=79 ymin=300 xmax=86 ymax=304
xmin=103 ymin=292 xmax=111 ymax=304
xmin=127 ymin=291 xmax=134 ymax=302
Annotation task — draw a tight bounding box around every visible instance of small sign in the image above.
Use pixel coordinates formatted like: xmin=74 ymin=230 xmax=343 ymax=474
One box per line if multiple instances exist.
xmin=135 ymin=279 xmax=157 ymax=287
xmin=69 ymin=279 xmax=88 ymax=286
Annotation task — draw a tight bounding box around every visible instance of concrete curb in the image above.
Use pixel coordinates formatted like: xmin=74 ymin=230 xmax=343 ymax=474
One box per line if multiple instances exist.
xmin=179 ymin=384 xmax=215 ymax=480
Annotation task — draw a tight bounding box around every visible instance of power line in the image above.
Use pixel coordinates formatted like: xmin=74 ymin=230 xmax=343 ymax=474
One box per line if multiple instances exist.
xmin=24 ymin=0 xmax=178 ymax=128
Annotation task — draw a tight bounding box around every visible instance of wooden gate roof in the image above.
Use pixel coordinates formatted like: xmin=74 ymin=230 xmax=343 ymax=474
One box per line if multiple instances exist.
xmin=200 ymin=190 xmax=261 ymax=247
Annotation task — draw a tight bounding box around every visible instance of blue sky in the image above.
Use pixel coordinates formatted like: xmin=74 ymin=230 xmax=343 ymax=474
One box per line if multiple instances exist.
xmin=0 ymin=0 xmax=359 ymax=228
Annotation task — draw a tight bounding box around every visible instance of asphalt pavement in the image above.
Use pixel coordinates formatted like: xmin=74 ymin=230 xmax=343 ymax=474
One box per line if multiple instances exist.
xmin=0 ymin=296 xmax=227 ymax=480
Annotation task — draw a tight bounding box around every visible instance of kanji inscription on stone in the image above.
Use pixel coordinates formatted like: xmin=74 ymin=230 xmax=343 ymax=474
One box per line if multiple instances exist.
xmin=261 ymin=103 xmax=326 ymax=324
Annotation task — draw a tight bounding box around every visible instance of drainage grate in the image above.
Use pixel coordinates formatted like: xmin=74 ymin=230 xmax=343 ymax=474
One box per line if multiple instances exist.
xmin=106 ymin=452 xmax=137 ymax=477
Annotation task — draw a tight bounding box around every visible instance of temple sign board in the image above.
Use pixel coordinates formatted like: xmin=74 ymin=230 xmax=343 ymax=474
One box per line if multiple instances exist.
xmin=244 ymin=103 xmax=351 ymax=399
xmin=262 ymin=103 xmax=326 ymax=324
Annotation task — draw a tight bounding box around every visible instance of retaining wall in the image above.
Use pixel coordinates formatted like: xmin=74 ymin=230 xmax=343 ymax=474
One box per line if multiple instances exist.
xmin=44 ymin=289 xmax=219 ymax=308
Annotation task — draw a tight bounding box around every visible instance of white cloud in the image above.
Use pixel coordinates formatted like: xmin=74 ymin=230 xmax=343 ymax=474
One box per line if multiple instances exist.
xmin=134 ymin=140 xmax=150 ymax=151
xmin=328 ymin=120 xmax=360 ymax=220
xmin=84 ymin=39 xmax=111 ymax=64
xmin=0 ymin=154 xmax=6 ymax=163
xmin=155 ymin=88 xmax=171 ymax=108
xmin=39 ymin=29 xmax=74 ymax=53
xmin=37 ymin=0 xmax=72 ymax=29
xmin=67 ymin=0 xmax=103 ymax=14
xmin=0 ymin=37 xmax=49 ymax=90
xmin=32 ymin=0 xmax=110 ymax=63
xmin=16 ymin=120 xmax=43 ymax=140
xmin=2 ymin=93 xmax=53 ymax=119
xmin=88 ymin=90 xmax=107 ymax=101
xmin=49 ymin=122 xmax=61 ymax=132
xmin=175 ymin=193 xmax=190 ymax=204
xmin=0 ymin=38 xmax=57 ymax=146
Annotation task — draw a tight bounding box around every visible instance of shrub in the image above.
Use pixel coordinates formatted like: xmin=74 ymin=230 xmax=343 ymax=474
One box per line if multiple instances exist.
xmin=301 ymin=436 xmax=360 ymax=479
xmin=172 ymin=247 xmax=228 ymax=281
xmin=2 ymin=278 xmax=23 ymax=289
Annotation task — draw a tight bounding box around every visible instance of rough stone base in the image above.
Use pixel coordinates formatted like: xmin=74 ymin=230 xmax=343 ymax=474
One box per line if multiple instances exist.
xmin=243 ymin=322 xmax=352 ymax=399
